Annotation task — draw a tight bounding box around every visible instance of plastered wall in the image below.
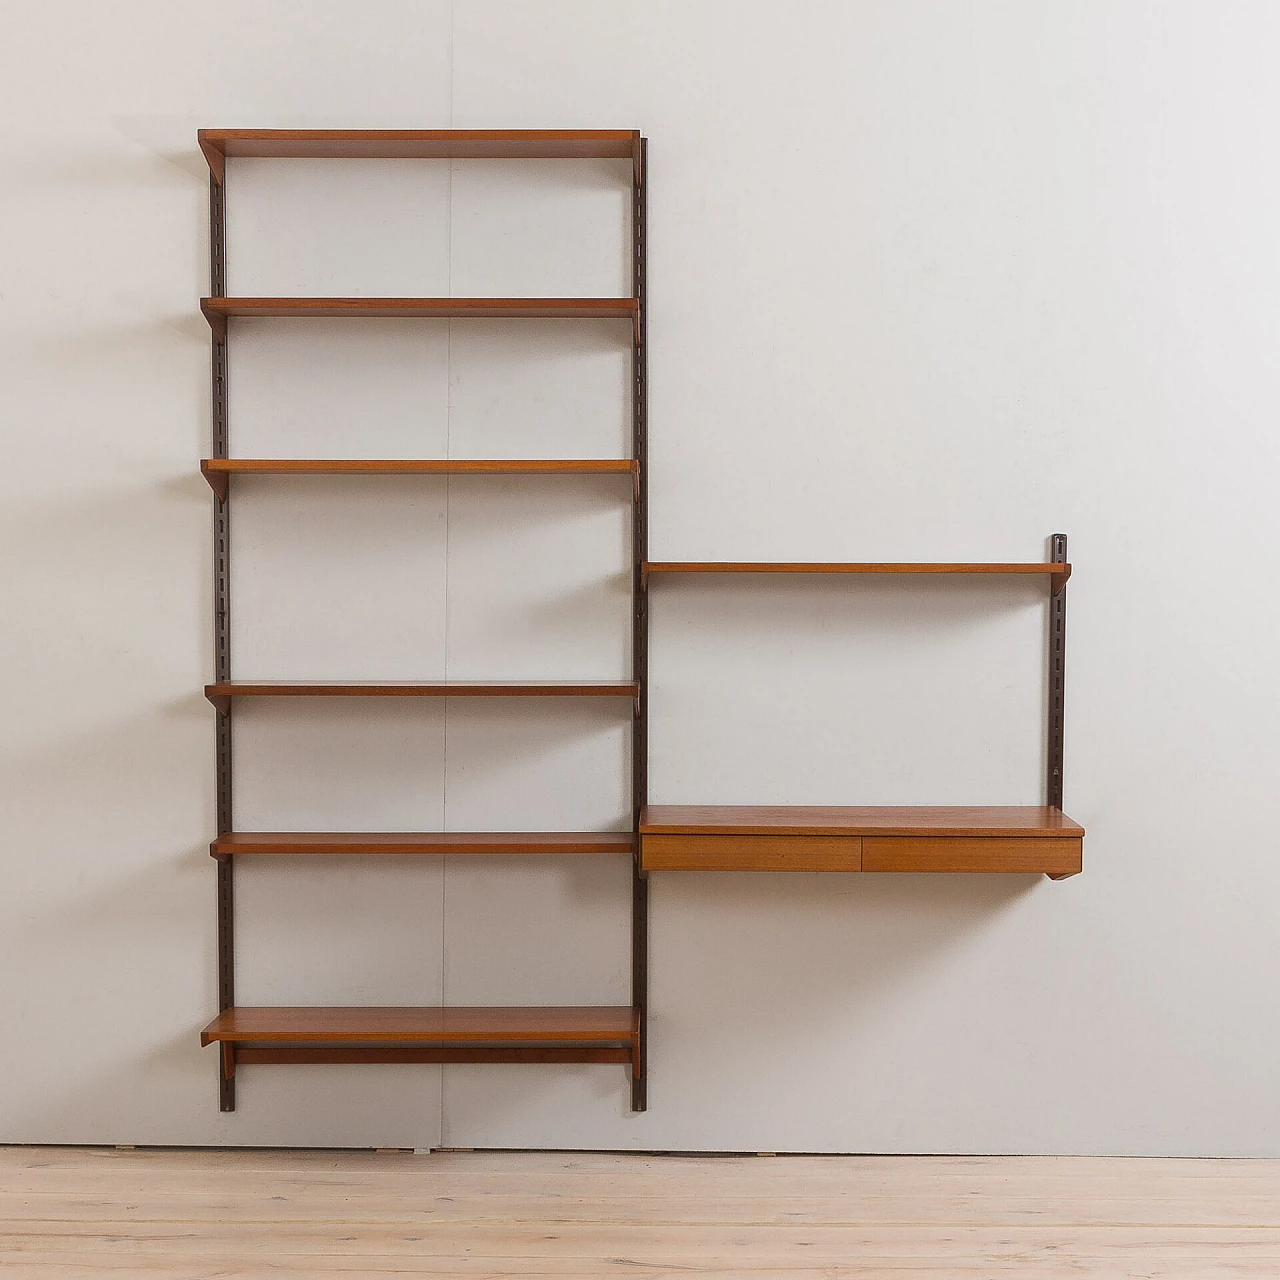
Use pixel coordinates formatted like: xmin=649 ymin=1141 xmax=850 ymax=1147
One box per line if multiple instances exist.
xmin=4 ymin=0 xmax=1280 ymax=1153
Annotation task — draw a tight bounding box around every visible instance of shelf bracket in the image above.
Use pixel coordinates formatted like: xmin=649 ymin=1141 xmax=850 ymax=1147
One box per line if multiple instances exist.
xmin=201 ymin=461 xmax=228 ymax=503
xmin=199 ymin=132 xmax=226 ymax=186
xmin=202 ymin=301 xmax=228 ymax=342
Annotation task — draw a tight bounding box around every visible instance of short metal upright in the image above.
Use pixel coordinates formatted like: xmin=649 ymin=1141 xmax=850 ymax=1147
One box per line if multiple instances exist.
xmin=1046 ymin=533 xmax=1068 ymax=812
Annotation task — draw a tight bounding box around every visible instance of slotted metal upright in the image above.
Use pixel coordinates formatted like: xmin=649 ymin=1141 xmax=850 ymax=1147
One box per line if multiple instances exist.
xmin=1046 ymin=532 xmax=1068 ymax=812
xmin=208 ymin=168 xmax=235 ymax=1111
xmin=200 ymin=129 xmax=649 ymax=1113
xmin=630 ymin=134 xmax=649 ymax=1113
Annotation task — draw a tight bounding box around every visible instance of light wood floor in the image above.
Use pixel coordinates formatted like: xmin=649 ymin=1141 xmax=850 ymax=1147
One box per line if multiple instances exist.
xmin=2 ymin=1146 xmax=1279 ymax=1277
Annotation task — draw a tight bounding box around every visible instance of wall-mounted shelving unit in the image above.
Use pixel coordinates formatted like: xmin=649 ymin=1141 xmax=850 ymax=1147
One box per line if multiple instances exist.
xmin=198 ymin=128 xmax=649 ymax=1112
xmin=639 ymin=536 xmax=1081 ymax=878
xmin=197 ymin=126 xmax=1081 ymax=1116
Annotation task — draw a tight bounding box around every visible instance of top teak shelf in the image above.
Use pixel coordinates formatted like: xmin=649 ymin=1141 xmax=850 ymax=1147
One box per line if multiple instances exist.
xmin=198 ymin=129 xmax=642 ymax=181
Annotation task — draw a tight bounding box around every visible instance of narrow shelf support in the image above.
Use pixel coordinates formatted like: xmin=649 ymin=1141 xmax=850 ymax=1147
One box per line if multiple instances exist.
xmin=200 ymin=460 xmax=228 ymax=503
xmin=210 ymin=166 xmax=235 ymax=1112
xmin=630 ymin=132 xmax=649 ymax=1113
xmin=1046 ymin=532 xmax=1069 ymax=815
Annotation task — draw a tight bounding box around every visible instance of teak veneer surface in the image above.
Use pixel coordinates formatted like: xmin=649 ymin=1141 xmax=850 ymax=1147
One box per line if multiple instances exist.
xmin=642 ymin=834 xmax=864 ymax=872
xmin=645 ymin=561 xmax=1071 ymax=586
xmin=202 ymin=458 xmax=636 ymax=475
xmin=205 ymin=680 xmax=638 ymax=704
xmin=210 ymin=831 xmax=635 ymax=856
xmin=862 ymin=836 xmax=1082 ymax=875
xmin=199 ymin=129 xmax=640 ymax=180
xmin=201 ymin=296 xmax=638 ymax=323
xmin=200 ymin=458 xmax=637 ymax=500
xmin=199 ymin=1006 xmax=639 ymax=1046
xmin=640 ymin=805 xmax=1084 ymax=838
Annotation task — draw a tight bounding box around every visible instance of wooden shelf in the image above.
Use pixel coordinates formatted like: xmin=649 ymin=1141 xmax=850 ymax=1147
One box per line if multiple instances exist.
xmin=211 ymin=831 xmax=635 ymax=857
xmin=200 ymin=1006 xmax=641 ymax=1073
xmin=200 ymin=457 xmax=637 ymax=502
xmin=639 ymin=806 xmax=1083 ymax=877
xmin=645 ymin=562 xmax=1071 ymax=593
xmin=205 ymin=680 xmax=639 ymax=714
xmin=641 ymin=805 xmax=1083 ymax=837
xmin=200 ymin=296 xmax=639 ymax=340
xmin=199 ymin=129 xmax=641 ymax=181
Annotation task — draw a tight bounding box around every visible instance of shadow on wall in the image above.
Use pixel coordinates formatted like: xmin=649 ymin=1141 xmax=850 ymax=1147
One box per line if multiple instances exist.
xmin=637 ymin=869 xmax=1043 ymax=1138
xmin=433 ymin=869 xmax=1039 ymax=1140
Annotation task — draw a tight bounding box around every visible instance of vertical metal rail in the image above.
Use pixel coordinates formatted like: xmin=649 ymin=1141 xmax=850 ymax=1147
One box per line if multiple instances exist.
xmin=630 ymin=136 xmax=649 ymax=1113
xmin=210 ymin=171 xmax=236 ymax=1111
xmin=1046 ymin=533 xmax=1068 ymax=812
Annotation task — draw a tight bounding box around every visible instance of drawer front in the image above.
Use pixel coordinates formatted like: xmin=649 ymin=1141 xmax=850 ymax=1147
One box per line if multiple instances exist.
xmin=862 ymin=836 xmax=1082 ymax=875
xmin=641 ymin=834 xmax=862 ymax=872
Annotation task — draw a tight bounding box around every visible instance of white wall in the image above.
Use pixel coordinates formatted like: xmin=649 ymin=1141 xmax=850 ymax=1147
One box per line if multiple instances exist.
xmin=3 ymin=0 xmax=1280 ymax=1154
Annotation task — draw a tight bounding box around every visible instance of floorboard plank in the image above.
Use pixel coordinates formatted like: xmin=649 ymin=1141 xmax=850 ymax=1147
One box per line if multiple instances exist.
xmin=2 ymin=1147 xmax=1278 ymax=1278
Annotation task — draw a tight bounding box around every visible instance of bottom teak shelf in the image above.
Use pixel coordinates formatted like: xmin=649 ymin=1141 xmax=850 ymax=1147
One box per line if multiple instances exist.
xmin=201 ymin=1006 xmax=642 ymax=1081
xmin=639 ymin=806 xmax=1083 ymax=878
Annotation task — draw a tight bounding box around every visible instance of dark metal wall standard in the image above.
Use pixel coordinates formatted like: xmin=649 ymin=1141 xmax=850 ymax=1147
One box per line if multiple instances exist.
xmin=209 ymin=173 xmax=236 ymax=1112
xmin=630 ymin=137 xmax=649 ymax=1113
xmin=1047 ymin=532 xmax=1068 ymax=811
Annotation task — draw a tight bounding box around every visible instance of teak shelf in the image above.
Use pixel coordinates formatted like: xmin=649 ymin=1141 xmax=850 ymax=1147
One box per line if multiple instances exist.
xmin=197 ymin=126 xmax=1080 ymax=1115
xmin=199 ymin=296 xmax=639 ymax=341
xmin=204 ymin=680 xmax=639 ymax=715
xmin=200 ymin=458 xmax=638 ymax=502
xmin=200 ymin=1006 xmax=641 ymax=1085
xmin=210 ymin=832 xmax=636 ymax=857
xmin=198 ymin=129 xmax=642 ymax=181
xmin=644 ymin=562 xmax=1071 ymax=593
xmin=199 ymin=127 xmax=651 ymax=1112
